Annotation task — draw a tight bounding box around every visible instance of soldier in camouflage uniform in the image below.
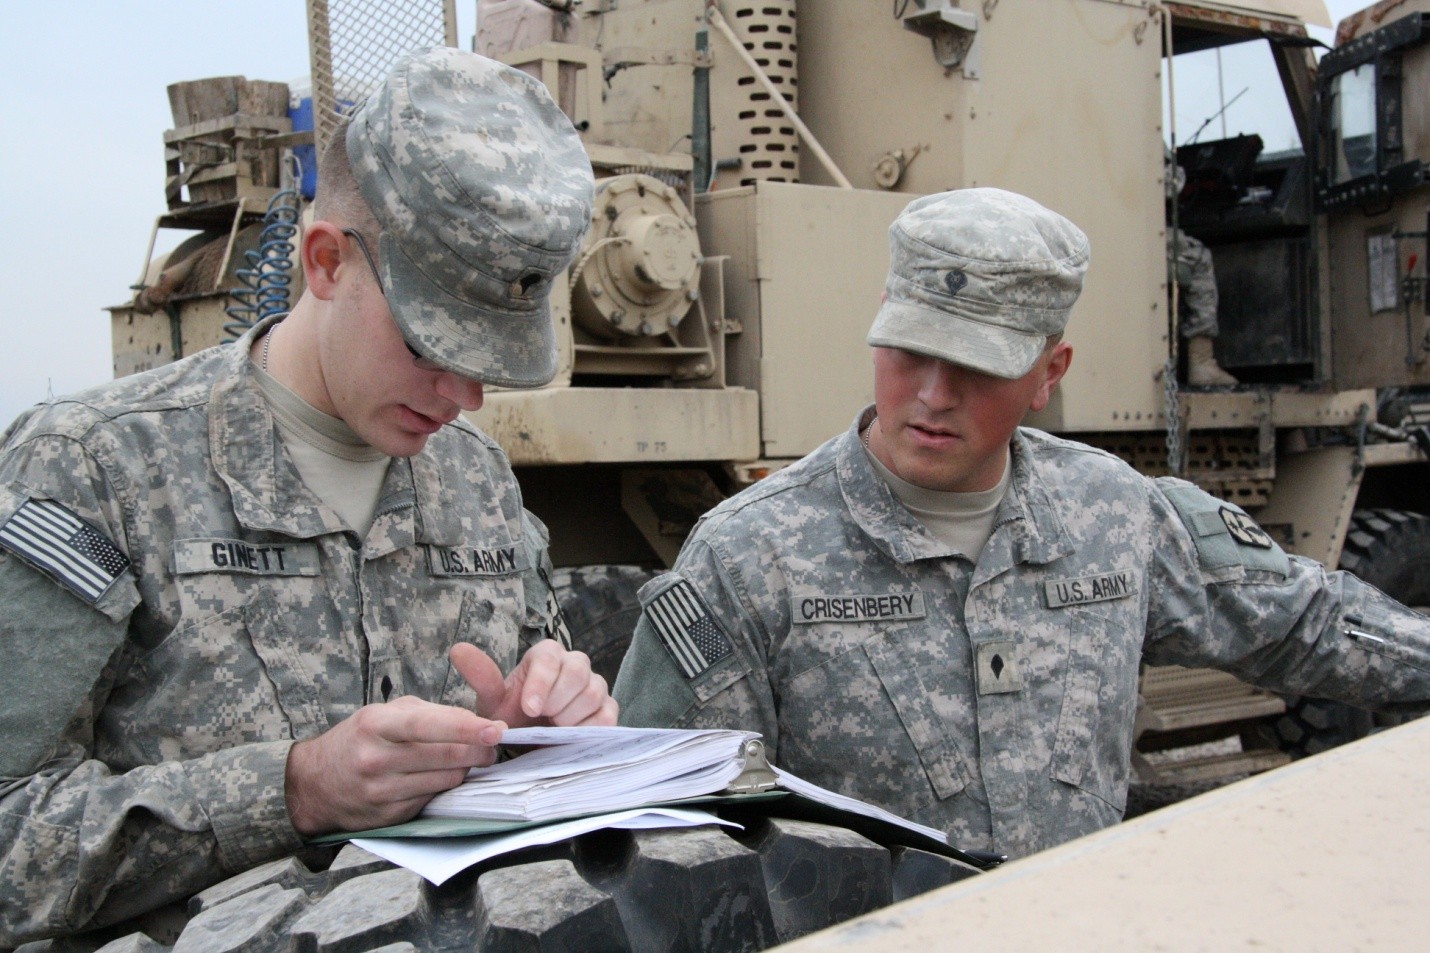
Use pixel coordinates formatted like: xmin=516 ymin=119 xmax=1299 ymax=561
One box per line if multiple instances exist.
xmin=0 ymin=49 xmax=613 ymax=944
xmin=614 ymin=188 xmax=1430 ymax=861
xmin=1168 ymin=157 xmax=1237 ymax=386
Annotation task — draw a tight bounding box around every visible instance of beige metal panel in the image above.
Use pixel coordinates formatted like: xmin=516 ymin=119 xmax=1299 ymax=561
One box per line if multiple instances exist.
xmin=573 ymin=0 xmax=702 ymax=157
xmin=1270 ymin=387 xmax=1374 ymax=426
xmin=964 ymin=0 xmax=1169 ymax=433
xmin=1328 ymin=197 xmax=1430 ymax=389
xmin=468 ymin=386 xmax=759 ymax=465
xmin=1180 ymin=388 xmax=1373 ymax=429
xmin=1326 ymin=7 xmax=1429 ymax=389
xmin=1172 ymin=0 xmax=1330 ymax=28
xmin=1363 ymin=440 xmax=1430 ymax=466
xmin=744 ymin=183 xmax=916 ymax=458
xmin=794 ymin=1 xmax=970 ymax=194
xmin=1257 ymin=445 xmax=1360 ymax=565
xmin=1252 ymin=0 xmax=1330 ymax=25
xmin=799 ymin=1 xmax=1170 ymax=434
xmin=775 ymin=717 xmax=1430 ymax=952
xmin=697 ymin=186 xmax=762 ymax=396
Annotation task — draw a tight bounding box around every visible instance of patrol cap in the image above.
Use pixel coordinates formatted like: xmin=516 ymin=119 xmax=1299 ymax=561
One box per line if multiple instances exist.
xmin=346 ymin=47 xmax=595 ymax=387
xmin=867 ymin=188 xmax=1090 ymax=379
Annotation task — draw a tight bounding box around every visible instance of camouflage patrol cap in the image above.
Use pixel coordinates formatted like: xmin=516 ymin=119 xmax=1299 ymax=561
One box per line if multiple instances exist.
xmin=867 ymin=188 xmax=1090 ymax=379
xmin=346 ymin=47 xmax=594 ymax=387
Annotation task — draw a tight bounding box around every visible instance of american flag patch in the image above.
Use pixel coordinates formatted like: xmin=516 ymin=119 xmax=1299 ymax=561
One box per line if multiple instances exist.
xmin=543 ymin=587 xmax=573 ymax=650
xmin=0 ymin=498 xmax=130 ymax=603
xmin=647 ymin=578 xmax=731 ymax=679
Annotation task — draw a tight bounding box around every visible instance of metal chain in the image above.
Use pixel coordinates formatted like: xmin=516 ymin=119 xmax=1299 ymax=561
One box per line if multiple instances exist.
xmin=1163 ymin=357 xmax=1183 ymax=476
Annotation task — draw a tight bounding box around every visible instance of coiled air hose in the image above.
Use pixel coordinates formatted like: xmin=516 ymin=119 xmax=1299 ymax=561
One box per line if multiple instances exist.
xmin=224 ymin=188 xmax=301 ymax=340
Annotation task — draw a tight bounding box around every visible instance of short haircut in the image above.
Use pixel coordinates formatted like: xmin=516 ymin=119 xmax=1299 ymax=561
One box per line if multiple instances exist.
xmin=314 ymin=114 xmax=379 ymax=240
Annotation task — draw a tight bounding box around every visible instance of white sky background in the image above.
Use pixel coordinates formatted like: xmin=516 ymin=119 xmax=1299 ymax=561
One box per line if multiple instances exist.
xmin=0 ymin=1 xmax=1368 ymax=427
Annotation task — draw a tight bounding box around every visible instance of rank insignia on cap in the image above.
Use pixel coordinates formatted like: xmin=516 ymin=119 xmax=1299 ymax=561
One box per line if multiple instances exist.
xmin=1219 ymin=507 xmax=1273 ymax=549
xmin=0 ymin=498 xmax=130 ymax=603
xmin=647 ymin=578 xmax=731 ymax=679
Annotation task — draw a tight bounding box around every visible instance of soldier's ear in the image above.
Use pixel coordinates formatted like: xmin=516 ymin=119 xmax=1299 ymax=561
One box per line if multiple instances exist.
xmin=1029 ymin=341 xmax=1072 ymax=412
xmin=301 ymin=221 xmax=346 ymax=300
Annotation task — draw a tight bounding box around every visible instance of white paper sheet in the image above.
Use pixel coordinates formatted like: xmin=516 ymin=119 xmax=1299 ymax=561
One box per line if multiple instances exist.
xmin=352 ymin=808 xmax=741 ymax=886
xmin=422 ymin=726 xmax=758 ymax=821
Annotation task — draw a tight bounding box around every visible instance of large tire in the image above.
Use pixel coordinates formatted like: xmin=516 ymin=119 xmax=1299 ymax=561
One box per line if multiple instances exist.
xmin=86 ymin=819 xmax=978 ymax=952
xmin=1338 ymin=509 xmax=1430 ymax=612
xmin=550 ymin=565 xmax=655 ymax=686
xmin=1258 ymin=509 xmax=1430 ymax=757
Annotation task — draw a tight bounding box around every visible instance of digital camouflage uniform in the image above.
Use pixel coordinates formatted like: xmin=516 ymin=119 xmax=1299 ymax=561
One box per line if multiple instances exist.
xmin=1173 ymin=226 xmax=1220 ymax=339
xmin=0 ymin=46 xmax=592 ymax=945
xmin=615 ymin=409 xmax=1430 ymax=859
xmin=0 ymin=324 xmax=564 ymax=940
xmin=1167 ymin=159 xmax=1219 ymax=340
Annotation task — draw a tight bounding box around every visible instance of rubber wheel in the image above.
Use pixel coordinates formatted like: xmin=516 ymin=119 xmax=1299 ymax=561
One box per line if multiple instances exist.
xmin=550 ymin=565 xmax=654 ymax=686
xmin=1258 ymin=509 xmax=1430 ymax=757
xmin=84 ymin=819 xmax=979 ymax=952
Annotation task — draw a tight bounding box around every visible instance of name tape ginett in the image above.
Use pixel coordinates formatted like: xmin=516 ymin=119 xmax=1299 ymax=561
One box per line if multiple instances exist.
xmin=793 ymin=591 xmax=926 ymax=624
xmin=173 ymin=539 xmax=321 ymax=576
xmin=1044 ymin=570 xmax=1139 ymax=608
xmin=427 ymin=544 xmax=529 ymax=577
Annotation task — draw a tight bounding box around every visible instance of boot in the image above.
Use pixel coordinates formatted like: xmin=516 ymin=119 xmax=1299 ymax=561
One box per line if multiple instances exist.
xmin=1186 ymin=335 xmax=1237 ymax=386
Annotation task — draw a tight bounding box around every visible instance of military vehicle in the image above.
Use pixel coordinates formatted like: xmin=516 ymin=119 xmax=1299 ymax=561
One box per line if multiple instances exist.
xmin=84 ymin=0 xmax=1427 ymax=948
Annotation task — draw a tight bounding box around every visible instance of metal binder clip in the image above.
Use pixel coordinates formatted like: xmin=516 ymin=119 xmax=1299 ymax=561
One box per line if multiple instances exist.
xmin=723 ymin=739 xmax=779 ymax=794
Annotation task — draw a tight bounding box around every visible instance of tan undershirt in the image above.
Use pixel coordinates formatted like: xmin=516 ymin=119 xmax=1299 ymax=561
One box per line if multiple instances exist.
xmin=863 ymin=435 xmax=1010 ymax=560
xmin=253 ymin=366 xmax=391 ymax=538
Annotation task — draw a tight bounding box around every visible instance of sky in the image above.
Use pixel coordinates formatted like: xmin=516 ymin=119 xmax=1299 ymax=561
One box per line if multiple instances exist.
xmin=0 ymin=1 xmax=1365 ymax=428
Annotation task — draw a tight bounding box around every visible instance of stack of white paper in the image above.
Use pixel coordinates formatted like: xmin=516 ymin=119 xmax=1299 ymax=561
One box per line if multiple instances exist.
xmin=422 ymin=726 xmax=760 ymax=822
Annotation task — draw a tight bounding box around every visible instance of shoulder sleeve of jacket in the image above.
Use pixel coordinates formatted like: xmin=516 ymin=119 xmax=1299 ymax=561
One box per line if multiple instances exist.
xmin=0 ymin=433 xmax=141 ymax=777
xmin=1154 ymin=476 xmax=1290 ymax=580
xmin=614 ymin=539 xmax=777 ymax=744
xmin=1146 ymin=478 xmax=1430 ymax=708
xmin=517 ymin=509 xmax=570 ymax=650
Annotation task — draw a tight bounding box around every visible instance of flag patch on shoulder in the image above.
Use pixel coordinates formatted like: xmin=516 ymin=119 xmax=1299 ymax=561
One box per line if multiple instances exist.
xmin=543 ymin=587 xmax=573 ymax=650
xmin=0 ymin=498 xmax=130 ymax=603
xmin=648 ymin=579 xmax=731 ymax=679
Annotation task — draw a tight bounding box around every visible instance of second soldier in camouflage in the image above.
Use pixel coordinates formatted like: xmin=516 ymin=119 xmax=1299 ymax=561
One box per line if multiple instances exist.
xmin=615 ymin=188 xmax=1430 ymax=859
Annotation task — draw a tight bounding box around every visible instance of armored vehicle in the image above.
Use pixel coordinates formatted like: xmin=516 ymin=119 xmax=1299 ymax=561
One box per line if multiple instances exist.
xmin=88 ymin=0 xmax=1428 ymax=948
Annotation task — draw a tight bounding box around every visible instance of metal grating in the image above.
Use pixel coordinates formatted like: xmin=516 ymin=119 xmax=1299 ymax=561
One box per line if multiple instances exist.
xmin=306 ymin=0 xmax=457 ymax=156
xmin=1079 ymin=430 xmax=1274 ymax=506
xmin=730 ymin=1 xmax=800 ymax=185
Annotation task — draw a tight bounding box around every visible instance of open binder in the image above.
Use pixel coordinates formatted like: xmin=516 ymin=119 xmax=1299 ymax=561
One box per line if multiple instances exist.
xmin=317 ymin=726 xmax=1002 ymax=872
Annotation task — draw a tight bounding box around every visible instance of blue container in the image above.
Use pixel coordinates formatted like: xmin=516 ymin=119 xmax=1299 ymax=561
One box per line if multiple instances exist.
xmin=288 ymin=97 xmax=319 ymax=200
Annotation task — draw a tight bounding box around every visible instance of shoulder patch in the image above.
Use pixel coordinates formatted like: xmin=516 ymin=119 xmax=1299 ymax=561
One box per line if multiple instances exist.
xmin=1159 ymin=480 xmax=1289 ymax=576
xmin=646 ymin=578 xmax=732 ymax=679
xmin=0 ymin=498 xmax=130 ymax=603
xmin=1219 ymin=506 xmax=1273 ymax=549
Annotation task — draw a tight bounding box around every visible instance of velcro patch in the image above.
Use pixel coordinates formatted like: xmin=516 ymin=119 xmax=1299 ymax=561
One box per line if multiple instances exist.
xmin=975 ymin=640 xmax=1023 ymax=695
xmin=0 ymin=498 xmax=130 ymax=603
xmin=173 ymin=539 xmax=321 ymax=576
xmin=791 ymin=591 xmax=926 ymax=624
xmin=647 ymin=579 xmax=731 ymax=679
xmin=426 ymin=544 xmax=529 ymax=577
xmin=1044 ymin=571 xmax=1139 ymax=608
xmin=1159 ymin=479 xmax=1290 ymax=577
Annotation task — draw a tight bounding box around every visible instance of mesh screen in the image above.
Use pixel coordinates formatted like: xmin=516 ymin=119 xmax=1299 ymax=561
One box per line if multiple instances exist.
xmin=307 ymin=0 xmax=456 ymax=154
